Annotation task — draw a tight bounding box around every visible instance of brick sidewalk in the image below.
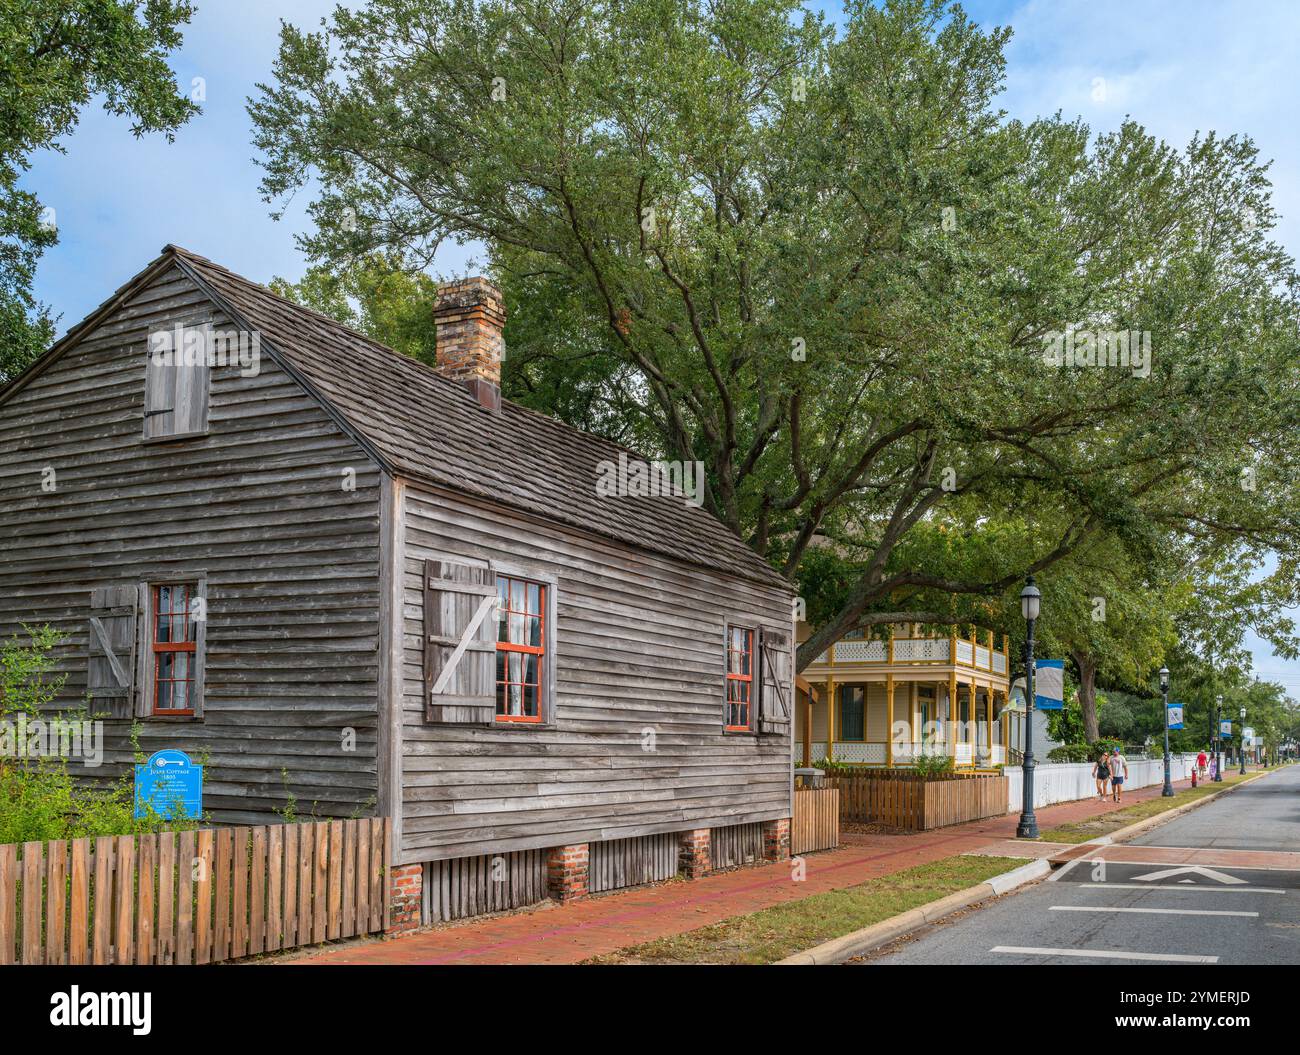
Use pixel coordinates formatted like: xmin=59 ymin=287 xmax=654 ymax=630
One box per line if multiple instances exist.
xmin=289 ymin=775 xmax=1197 ymax=966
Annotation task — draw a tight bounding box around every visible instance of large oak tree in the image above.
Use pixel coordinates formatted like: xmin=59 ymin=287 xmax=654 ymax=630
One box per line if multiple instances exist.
xmin=0 ymin=1 xmax=199 ymax=382
xmin=250 ymin=0 xmax=1300 ymax=670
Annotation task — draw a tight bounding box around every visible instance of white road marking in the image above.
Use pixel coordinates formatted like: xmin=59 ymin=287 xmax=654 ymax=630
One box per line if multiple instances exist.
xmin=1132 ymin=864 xmax=1247 ymax=885
xmin=1047 ymin=855 xmax=1089 ymax=882
xmin=992 ymin=945 xmax=1219 ymax=963
xmin=1050 ymin=905 xmax=1258 ymax=918
xmin=1068 ymin=882 xmax=1287 ymax=894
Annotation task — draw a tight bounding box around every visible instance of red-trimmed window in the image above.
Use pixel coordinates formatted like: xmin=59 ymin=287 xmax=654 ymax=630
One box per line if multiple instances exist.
xmin=152 ymin=583 xmax=197 ymax=715
xmin=725 ymin=625 xmax=754 ymax=731
xmin=496 ymin=575 xmax=545 ymax=723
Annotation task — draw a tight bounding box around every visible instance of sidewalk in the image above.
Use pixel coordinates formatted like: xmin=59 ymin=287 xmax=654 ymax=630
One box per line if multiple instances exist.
xmin=288 ymin=774 xmax=1207 ymax=966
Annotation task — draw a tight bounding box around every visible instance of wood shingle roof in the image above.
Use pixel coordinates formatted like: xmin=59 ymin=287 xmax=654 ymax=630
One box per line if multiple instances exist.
xmin=156 ymin=247 xmax=787 ymax=591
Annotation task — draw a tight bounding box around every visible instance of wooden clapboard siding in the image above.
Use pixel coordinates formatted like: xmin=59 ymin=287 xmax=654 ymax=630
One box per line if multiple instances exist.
xmin=399 ymin=483 xmax=793 ymax=863
xmin=0 ymin=265 xmax=383 ymax=822
xmin=0 ymin=819 xmax=389 ymax=964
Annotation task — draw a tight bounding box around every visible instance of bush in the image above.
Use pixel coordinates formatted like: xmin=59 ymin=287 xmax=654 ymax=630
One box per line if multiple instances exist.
xmin=809 ymin=756 xmax=856 ymax=773
xmin=1047 ymin=739 xmax=1123 ymax=763
xmin=0 ymin=626 xmax=202 ymax=843
xmin=912 ymin=749 xmax=955 ymax=777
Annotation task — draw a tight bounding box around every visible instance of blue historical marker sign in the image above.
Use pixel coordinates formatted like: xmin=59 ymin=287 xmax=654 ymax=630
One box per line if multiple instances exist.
xmin=134 ymin=749 xmax=202 ymax=820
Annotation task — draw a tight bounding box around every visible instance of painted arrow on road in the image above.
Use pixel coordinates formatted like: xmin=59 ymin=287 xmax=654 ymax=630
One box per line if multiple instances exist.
xmin=1131 ymin=865 xmax=1247 ymax=885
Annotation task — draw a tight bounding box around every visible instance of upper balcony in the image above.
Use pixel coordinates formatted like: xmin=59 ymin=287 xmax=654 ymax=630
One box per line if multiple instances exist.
xmin=801 ymin=624 xmax=1010 ymax=680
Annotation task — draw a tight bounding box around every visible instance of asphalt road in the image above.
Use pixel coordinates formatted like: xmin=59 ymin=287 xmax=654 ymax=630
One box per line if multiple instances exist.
xmin=865 ymin=766 xmax=1300 ymax=966
xmin=1130 ymin=764 xmax=1300 ymax=853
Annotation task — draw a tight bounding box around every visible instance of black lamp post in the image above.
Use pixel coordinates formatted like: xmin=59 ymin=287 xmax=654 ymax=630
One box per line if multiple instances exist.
xmin=1239 ymin=706 xmax=1247 ymax=774
xmin=1016 ymin=576 xmax=1041 ymax=839
xmin=1160 ymin=666 xmax=1174 ymax=797
xmin=1214 ymin=694 xmax=1224 ymax=782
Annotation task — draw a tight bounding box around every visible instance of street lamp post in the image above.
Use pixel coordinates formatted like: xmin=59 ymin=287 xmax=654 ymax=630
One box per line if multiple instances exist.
xmin=1239 ymin=706 xmax=1247 ymax=775
xmin=1016 ymin=577 xmax=1041 ymax=840
xmin=1214 ymin=694 xmax=1223 ymax=782
xmin=1160 ymin=667 xmax=1174 ymax=796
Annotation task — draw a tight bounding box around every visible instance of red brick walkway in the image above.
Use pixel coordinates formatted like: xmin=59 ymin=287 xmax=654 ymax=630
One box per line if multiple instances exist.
xmin=290 ymin=777 xmax=1196 ymax=966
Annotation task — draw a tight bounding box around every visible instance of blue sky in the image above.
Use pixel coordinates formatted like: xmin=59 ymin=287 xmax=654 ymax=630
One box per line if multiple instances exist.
xmin=21 ymin=0 xmax=1300 ymax=695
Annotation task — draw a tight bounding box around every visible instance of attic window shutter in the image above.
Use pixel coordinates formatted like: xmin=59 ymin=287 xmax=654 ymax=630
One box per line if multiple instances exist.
xmin=88 ymin=585 xmax=140 ymax=719
xmin=144 ymin=349 xmax=209 ymax=439
xmin=757 ymin=627 xmax=791 ymax=735
xmin=424 ymin=557 xmax=497 ymax=724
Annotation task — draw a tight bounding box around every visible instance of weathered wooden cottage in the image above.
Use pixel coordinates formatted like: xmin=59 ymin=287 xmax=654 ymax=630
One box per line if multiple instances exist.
xmin=0 ymin=246 xmax=795 ymax=923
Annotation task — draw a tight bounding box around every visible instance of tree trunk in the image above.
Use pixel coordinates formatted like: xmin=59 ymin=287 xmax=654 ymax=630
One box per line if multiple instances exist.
xmin=1073 ymin=650 xmax=1100 ymax=743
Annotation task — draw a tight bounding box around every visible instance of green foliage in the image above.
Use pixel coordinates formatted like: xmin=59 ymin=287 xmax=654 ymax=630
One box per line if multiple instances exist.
xmin=1046 ymin=743 xmax=1093 ymax=763
xmin=809 ymin=755 xmax=855 ymax=774
xmin=1044 ymin=676 xmax=1083 ymax=744
xmin=0 ymin=1 xmax=199 ymax=382
xmin=270 ymin=252 xmax=440 ymax=366
xmin=1047 ymin=739 xmax=1121 ymax=763
xmin=0 ymin=627 xmax=200 ymax=843
xmin=0 ymin=622 xmax=63 ymax=718
xmin=1097 ymin=689 xmax=1160 ymax=744
xmin=250 ymin=0 xmax=1300 ymax=680
xmin=911 ymin=749 xmax=955 ymax=777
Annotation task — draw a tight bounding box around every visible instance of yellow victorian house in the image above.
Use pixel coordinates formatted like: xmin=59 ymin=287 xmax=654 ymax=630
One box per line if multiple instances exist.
xmin=796 ymin=623 xmax=1015 ymax=769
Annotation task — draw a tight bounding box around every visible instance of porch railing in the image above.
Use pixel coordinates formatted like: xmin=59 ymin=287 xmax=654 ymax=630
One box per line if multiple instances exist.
xmin=812 ymin=632 xmax=1009 ymax=676
xmin=810 ymin=740 xmax=1005 ymax=768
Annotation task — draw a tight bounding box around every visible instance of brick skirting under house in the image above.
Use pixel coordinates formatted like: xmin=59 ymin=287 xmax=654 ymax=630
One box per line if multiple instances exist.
xmin=385 ymin=817 xmax=793 ymax=935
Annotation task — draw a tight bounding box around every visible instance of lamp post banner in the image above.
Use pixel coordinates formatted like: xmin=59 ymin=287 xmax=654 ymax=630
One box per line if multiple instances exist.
xmin=1166 ymin=702 xmax=1184 ymax=730
xmin=1220 ymin=719 xmax=1233 ymax=736
xmin=1033 ymin=659 xmax=1064 ymax=710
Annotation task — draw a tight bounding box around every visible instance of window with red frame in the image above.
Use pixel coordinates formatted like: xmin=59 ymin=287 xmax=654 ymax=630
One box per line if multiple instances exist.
xmin=496 ymin=575 xmax=545 ymax=723
xmin=725 ymin=626 xmax=754 ymax=731
xmin=152 ymin=583 xmax=197 ymax=715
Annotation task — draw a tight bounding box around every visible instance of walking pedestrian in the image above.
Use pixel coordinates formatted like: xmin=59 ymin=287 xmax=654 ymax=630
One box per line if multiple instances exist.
xmin=1093 ymin=751 xmax=1111 ymax=801
xmin=1197 ymin=748 xmax=1208 ymax=779
xmin=1109 ymin=747 xmax=1127 ymax=802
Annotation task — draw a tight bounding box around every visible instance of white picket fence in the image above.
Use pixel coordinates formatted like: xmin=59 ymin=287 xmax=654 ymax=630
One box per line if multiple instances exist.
xmin=1005 ymin=755 xmax=1196 ymax=812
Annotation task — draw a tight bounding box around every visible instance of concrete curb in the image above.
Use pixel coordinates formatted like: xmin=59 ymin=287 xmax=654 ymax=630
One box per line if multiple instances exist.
xmin=774 ymin=858 xmax=1050 ymax=965
xmin=1074 ymin=768 xmax=1275 ymax=849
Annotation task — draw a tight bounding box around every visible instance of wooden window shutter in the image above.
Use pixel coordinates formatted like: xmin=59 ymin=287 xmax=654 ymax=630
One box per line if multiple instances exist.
xmin=145 ymin=354 xmax=209 ymax=439
xmin=88 ymin=585 xmax=140 ymax=719
xmin=424 ymin=557 xmax=497 ymax=724
xmin=757 ymin=627 xmax=791 ymax=735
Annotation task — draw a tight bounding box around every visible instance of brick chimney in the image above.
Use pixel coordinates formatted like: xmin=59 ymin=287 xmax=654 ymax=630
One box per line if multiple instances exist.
xmin=434 ymin=276 xmax=504 ymax=411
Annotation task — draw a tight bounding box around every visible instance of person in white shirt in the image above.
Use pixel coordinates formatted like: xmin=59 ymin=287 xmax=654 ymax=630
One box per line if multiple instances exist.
xmin=1109 ymin=748 xmax=1127 ymax=802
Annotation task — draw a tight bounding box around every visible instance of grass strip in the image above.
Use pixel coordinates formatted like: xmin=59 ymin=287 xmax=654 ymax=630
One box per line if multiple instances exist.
xmin=586 ymin=854 xmax=1024 ymax=964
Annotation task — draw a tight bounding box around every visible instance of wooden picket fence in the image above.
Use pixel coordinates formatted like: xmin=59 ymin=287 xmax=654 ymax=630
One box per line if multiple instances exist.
xmin=791 ymin=787 xmax=840 ymax=855
xmin=826 ymin=770 xmax=1007 ymax=831
xmin=0 ymin=817 xmax=391 ymax=965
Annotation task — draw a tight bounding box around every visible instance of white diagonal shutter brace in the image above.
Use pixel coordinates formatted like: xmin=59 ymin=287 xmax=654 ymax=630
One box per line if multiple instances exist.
xmin=429 ymin=592 xmax=497 ymax=696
